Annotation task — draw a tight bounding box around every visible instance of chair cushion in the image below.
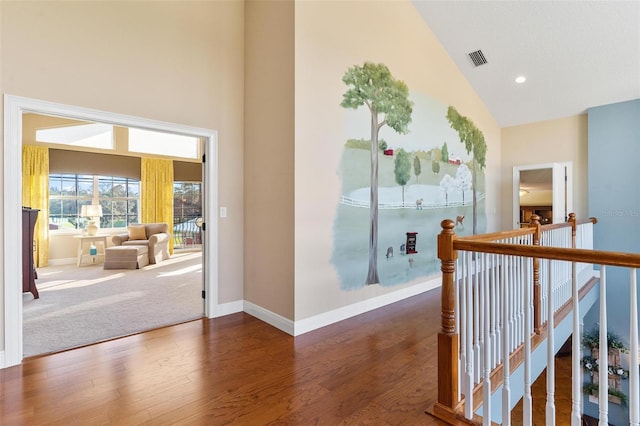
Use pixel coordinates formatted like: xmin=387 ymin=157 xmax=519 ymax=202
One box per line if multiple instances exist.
xmin=128 ymin=224 xmax=147 ymax=240
xmin=146 ymin=222 xmax=168 ymax=236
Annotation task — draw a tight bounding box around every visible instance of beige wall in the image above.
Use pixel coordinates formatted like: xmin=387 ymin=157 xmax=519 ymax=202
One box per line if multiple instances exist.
xmin=1 ymin=1 xmax=245 ymax=350
xmin=294 ymin=1 xmax=501 ymax=320
xmin=501 ymin=114 xmax=588 ymax=230
xmin=244 ymin=0 xmax=294 ymax=319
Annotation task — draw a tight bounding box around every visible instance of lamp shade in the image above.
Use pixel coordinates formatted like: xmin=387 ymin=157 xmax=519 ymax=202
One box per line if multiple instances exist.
xmin=81 ymin=204 xmax=103 ymax=218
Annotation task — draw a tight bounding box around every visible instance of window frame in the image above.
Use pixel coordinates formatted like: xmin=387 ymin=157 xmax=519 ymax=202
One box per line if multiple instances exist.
xmin=48 ymin=173 xmax=140 ymax=232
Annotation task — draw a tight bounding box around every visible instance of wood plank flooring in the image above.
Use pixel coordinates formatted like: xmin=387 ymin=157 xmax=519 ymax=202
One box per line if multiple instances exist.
xmin=1 ymin=286 xmax=577 ymax=425
xmin=1 ymin=289 xmax=448 ymax=425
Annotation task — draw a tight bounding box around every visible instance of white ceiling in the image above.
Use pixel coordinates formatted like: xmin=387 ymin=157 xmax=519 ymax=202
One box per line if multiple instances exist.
xmin=413 ymin=0 xmax=640 ymax=127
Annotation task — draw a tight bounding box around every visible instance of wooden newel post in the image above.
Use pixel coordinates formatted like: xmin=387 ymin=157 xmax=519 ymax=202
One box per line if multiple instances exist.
xmin=530 ymin=215 xmax=542 ymax=333
xmin=568 ymin=213 xmax=577 ymax=248
xmin=436 ymin=219 xmax=459 ymax=411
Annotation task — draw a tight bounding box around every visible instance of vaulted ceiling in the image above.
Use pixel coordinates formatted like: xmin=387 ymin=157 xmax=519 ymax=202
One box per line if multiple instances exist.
xmin=414 ymin=0 xmax=640 ymax=127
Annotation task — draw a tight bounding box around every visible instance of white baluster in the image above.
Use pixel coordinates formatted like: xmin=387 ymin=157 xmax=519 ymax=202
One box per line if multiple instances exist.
xmin=458 ymin=256 xmax=465 ymax=403
xmin=483 ymin=253 xmax=491 ymax=426
xmin=546 ymin=259 xmax=556 ymax=425
xmin=571 ymin=260 xmax=582 ymax=426
xmin=465 ymin=252 xmax=474 ymax=419
xmin=599 ymin=266 xmax=608 ymax=424
xmin=475 ymin=254 xmax=481 ymax=385
xmin=510 ymin=255 xmax=517 ymax=353
xmin=630 ymin=268 xmax=639 ymax=426
xmin=523 ymin=257 xmax=532 ymax=425
xmin=502 ymin=254 xmax=511 ymax=426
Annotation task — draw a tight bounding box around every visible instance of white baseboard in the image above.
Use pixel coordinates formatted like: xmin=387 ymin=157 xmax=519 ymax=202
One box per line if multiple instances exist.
xmin=47 ymin=258 xmax=76 ymax=266
xmin=243 ymin=301 xmax=295 ymax=335
xmin=213 ymin=300 xmax=243 ymax=317
xmin=293 ymin=277 xmax=441 ymax=336
xmin=238 ymin=277 xmax=441 ymax=337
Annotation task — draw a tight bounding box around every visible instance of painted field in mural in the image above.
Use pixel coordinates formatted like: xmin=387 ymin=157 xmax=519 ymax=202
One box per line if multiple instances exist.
xmin=333 ymin=62 xmax=487 ymax=290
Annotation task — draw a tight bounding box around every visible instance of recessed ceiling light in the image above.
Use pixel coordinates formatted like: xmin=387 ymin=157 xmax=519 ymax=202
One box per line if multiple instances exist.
xmin=515 ymin=75 xmax=527 ymax=84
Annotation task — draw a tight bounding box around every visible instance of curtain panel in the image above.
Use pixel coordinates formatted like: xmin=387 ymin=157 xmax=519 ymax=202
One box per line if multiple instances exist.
xmin=141 ymin=158 xmax=174 ymax=253
xmin=22 ymin=145 xmax=50 ymax=267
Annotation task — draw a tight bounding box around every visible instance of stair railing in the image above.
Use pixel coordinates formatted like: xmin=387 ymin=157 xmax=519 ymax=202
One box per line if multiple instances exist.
xmin=430 ymin=213 xmax=640 ymax=425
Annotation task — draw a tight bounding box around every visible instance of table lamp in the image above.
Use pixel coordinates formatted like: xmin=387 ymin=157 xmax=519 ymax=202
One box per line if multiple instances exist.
xmin=80 ymin=204 xmax=103 ymax=236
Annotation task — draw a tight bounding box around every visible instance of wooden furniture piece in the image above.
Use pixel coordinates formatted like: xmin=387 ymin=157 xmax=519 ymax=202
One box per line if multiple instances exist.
xmin=22 ymin=207 xmax=40 ymax=299
xmin=520 ymin=205 xmax=552 ymax=226
xmin=73 ymin=235 xmax=108 ymax=266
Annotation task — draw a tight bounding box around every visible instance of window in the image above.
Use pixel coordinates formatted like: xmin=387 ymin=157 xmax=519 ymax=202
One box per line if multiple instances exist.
xmin=36 ymin=123 xmax=114 ymax=150
xmin=173 ymin=182 xmax=202 ymax=247
xmin=173 ymin=182 xmax=202 ymax=221
xmin=49 ymin=174 xmax=139 ymax=230
xmin=129 ymin=128 xmax=200 ymax=159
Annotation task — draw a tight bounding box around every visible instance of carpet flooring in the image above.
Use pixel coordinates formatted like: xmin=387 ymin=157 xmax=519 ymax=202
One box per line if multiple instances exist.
xmin=23 ymin=251 xmax=203 ymax=357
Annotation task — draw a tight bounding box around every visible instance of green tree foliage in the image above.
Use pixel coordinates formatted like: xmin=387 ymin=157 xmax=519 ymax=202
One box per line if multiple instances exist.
xmin=341 ymin=62 xmax=413 ymax=284
xmin=344 ymin=138 xmax=370 ymax=149
xmin=414 ymin=150 xmax=429 ymax=160
xmin=430 ymin=147 xmax=442 ymax=162
xmin=344 ymin=138 xmax=388 ymax=152
xmin=446 ymin=106 xmax=488 ymax=235
xmin=441 ymin=142 xmax=449 ymax=163
xmin=394 ymin=149 xmax=411 ymax=203
xmin=432 ymin=159 xmax=440 ymax=176
xmin=413 ymin=155 xmax=422 ymax=183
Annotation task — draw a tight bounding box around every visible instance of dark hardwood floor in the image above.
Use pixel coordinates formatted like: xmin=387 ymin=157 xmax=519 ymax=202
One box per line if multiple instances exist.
xmin=1 ymin=288 xmax=448 ymax=425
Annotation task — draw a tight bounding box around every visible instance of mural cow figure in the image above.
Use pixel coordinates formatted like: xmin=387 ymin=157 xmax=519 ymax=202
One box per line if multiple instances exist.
xmin=416 ymin=198 xmax=424 ymax=210
xmin=456 ymin=215 xmax=465 ymax=227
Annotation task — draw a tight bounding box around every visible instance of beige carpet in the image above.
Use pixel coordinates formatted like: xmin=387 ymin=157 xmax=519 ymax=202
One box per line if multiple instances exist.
xmin=23 ymin=251 xmax=203 ymax=357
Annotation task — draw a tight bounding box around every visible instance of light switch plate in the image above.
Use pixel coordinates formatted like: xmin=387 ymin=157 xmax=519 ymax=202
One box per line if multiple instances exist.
xmin=220 ymin=207 xmax=227 ymax=218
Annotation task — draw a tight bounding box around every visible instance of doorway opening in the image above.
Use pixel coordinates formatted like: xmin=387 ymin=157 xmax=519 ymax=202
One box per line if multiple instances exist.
xmin=512 ymin=162 xmax=573 ymax=229
xmin=4 ymin=95 xmax=219 ymax=368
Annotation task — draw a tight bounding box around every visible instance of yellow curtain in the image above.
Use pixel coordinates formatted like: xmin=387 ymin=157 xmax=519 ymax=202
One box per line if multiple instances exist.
xmin=22 ymin=145 xmax=50 ymax=267
xmin=141 ymin=158 xmax=174 ymax=253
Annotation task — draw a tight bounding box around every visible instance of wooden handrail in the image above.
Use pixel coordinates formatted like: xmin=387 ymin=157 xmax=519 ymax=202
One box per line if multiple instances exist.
xmin=452 ymin=242 xmax=640 ymax=269
xmin=431 ymin=213 xmax=600 ymax=423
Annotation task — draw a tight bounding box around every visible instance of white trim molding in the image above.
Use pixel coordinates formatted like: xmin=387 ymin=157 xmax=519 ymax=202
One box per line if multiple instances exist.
xmin=2 ymin=95 xmax=219 ymax=369
xmin=244 ymin=301 xmax=296 ymax=335
xmin=214 ymin=300 xmax=244 ymax=317
xmin=293 ymin=277 xmax=441 ymax=336
xmin=241 ymin=278 xmax=442 ymax=338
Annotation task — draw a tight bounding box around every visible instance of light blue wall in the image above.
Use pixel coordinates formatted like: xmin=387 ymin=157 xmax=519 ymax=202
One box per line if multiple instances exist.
xmin=589 ymin=99 xmax=640 ymax=254
xmin=586 ymin=98 xmax=640 ymax=423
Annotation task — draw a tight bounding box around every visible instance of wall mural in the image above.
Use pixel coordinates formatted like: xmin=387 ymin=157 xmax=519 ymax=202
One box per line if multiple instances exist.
xmin=332 ymin=62 xmax=488 ymax=290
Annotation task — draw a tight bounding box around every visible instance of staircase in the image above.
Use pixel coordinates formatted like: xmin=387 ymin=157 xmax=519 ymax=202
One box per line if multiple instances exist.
xmin=428 ymin=214 xmax=640 ymax=425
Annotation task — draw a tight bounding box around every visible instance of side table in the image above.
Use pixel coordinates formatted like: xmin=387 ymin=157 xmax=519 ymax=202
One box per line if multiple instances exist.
xmin=73 ymin=235 xmax=108 ymax=266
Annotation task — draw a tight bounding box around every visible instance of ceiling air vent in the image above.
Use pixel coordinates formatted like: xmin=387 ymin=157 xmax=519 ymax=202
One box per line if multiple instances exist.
xmin=468 ymin=49 xmax=488 ymax=67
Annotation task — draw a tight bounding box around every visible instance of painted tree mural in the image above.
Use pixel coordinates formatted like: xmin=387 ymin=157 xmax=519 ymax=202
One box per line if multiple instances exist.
xmin=441 ymin=142 xmax=449 ymax=163
xmin=394 ymin=148 xmax=411 ymax=204
xmin=341 ymin=62 xmax=413 ymax=284
xmin=413 ymin=155 xmax=422 ymax=183
xmin=446 ymin=106 xmax=487 ymax=234
xmin=455 ymin=163 xmax=472 ymax=204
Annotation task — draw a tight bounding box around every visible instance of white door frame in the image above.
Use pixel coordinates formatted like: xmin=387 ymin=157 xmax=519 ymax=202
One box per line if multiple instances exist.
xmin=3 ymin=95 xmax=219 ymax=368
xmin=512 ymin=161 xmax=573 ymax=228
